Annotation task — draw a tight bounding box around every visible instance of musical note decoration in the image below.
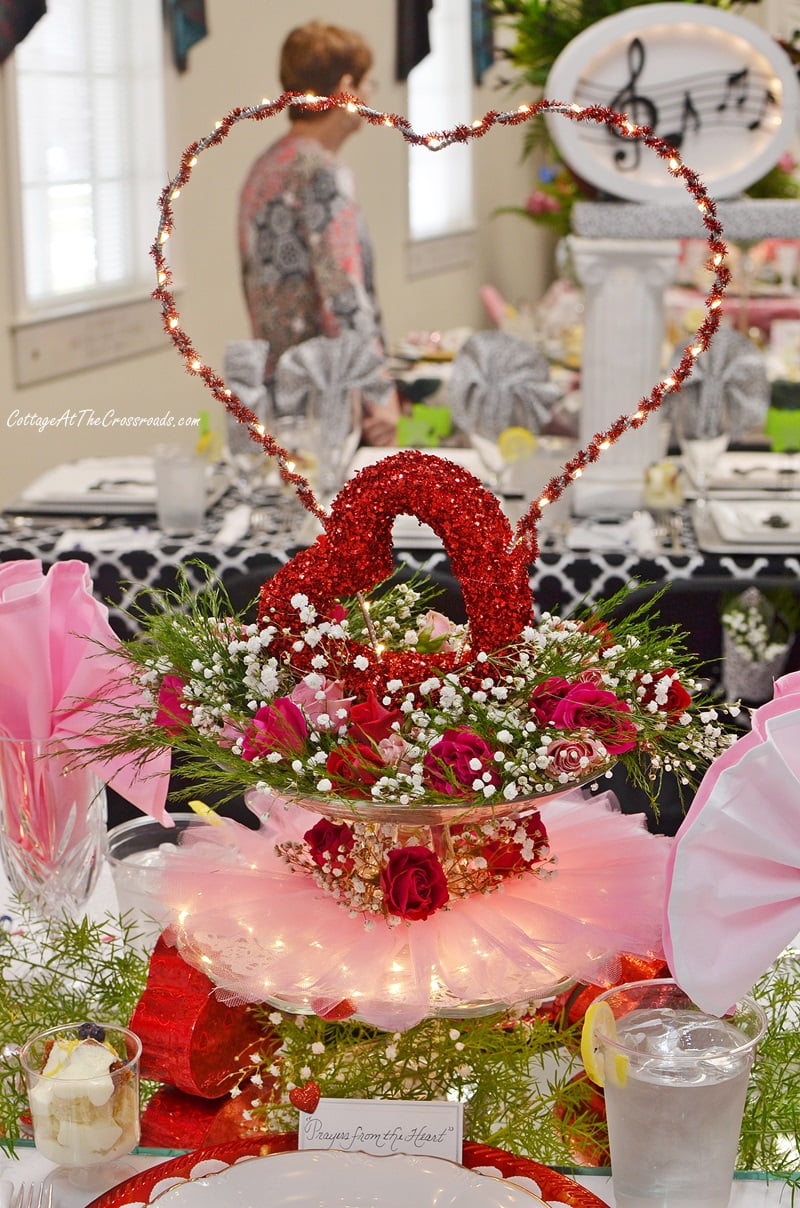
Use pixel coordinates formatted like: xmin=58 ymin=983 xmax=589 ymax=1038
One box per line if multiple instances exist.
xmin=575 ymin=35 xmax=781 ymax=171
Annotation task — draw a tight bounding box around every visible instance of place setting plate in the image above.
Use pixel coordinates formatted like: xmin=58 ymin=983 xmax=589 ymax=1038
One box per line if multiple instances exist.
xmin=692 ymin=498 xmax=800 ymax=552
xmin=85 ymin=1137 xmax=608 ymax=1208
xmin=7 ymin=457 xmax=231 ymax=517
xmin=683 ymin=451 xmax=800 ymax=496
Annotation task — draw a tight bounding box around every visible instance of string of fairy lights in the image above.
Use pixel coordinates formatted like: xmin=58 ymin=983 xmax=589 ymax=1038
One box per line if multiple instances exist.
xmin=151 ymin=91 xmax=731 ymax=559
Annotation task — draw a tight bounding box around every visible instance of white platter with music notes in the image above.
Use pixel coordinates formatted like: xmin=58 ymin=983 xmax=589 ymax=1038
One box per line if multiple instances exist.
xmin=545 ymin=2 xmax=800 ymax=204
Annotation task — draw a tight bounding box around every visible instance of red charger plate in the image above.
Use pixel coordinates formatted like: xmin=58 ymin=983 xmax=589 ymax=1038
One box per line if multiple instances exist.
xmin=86 ymin=1135 xmax=608 ymax=1207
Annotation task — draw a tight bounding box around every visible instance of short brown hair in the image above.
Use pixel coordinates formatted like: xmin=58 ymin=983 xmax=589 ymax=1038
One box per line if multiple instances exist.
xmin=280 ymin=21 xmax=372 ymax=119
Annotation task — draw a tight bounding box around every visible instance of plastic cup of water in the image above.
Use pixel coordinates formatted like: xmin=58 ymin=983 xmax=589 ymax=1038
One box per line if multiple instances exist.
xmin=592 ymin=978 xmax=767 ymax=1208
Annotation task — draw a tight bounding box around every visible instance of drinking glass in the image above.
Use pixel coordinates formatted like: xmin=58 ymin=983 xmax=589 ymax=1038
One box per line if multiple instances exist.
xmin=673 ymin=394 xmax=730 ymax=493
xmin=21 ymin=1022 xmax=141 ymax=1207
xmin=153 ymin=444 xmax=207 ymax=535
xmin=106 ymin=813 xmax=212 ymax=953
xmin=0 ymin=736 xmax=106 ymax=917
xmin=591 ymin=978 xmax=766 ymax=1208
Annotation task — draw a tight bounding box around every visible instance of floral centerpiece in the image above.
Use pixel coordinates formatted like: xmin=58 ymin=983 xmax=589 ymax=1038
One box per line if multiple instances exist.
xmin=86 ymin=92 xmax=735 ymax=1029
xmin=97 ymin=453 xmax=732 ymax=1029
xmin=491 ymin=0 xmax=800 ymax=234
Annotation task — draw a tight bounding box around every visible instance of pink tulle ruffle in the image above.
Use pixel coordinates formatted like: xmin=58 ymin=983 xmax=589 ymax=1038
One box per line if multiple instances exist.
xmin=158 ymin=791 xmax=670 ymax=1031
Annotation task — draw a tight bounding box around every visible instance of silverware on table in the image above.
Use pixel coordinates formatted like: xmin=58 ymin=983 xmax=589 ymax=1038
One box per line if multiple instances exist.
xmin=10 ymin=1183 xmax=53 ymax=1208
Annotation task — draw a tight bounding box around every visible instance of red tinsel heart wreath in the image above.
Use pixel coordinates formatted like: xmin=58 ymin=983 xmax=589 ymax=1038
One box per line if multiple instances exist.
xmin=151 ymin=94 xmax=730 ymax=669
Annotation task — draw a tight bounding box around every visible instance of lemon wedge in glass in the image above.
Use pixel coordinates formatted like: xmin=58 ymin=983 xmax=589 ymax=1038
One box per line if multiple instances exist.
xmin=497 ymin=426 xmax=538 ymax=463
xmin=580 ymin=999 xmax=629 ymax=1089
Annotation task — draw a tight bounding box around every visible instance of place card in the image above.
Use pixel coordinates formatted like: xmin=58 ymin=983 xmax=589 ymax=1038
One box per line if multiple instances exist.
xmin=298 ymin=1097 xmax=463 ymax=1162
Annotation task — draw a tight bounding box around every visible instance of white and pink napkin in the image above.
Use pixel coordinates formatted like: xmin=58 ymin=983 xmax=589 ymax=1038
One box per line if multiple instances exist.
xmin=664 ymin=671 xmax=800 ymax=1013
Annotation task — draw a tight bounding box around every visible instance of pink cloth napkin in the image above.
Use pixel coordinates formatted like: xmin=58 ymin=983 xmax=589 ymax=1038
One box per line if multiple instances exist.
xmin=0 ymin=560 xmax=170 ymax=822
xmin=664 ymin=670 xmax=800 ymax=1013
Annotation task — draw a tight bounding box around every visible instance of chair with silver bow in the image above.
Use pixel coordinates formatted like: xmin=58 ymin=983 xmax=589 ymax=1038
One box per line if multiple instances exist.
xmin=222 ymin=339 xmax=271 ymax=498
xmin=668 ymin=327 xmax=770 ymax=489
xmin=274 ymin=332 xmax=394 ymax=497
xmin=447 ymin=330 xmax=562 ymax=443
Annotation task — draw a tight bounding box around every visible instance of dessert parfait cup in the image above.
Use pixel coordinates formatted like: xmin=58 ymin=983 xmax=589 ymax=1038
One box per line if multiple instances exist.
xmin=20 ymin=1022 xmax=141 ymax=1207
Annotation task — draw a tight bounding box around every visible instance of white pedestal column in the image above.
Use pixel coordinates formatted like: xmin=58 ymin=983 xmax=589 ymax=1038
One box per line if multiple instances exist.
xmin=568 ymin=236 xmax=680 ymax=515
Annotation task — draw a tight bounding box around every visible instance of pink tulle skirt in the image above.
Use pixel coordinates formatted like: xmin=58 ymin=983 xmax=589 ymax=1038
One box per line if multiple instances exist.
xmin=157 ymin=791 xmax=670 ymax=1031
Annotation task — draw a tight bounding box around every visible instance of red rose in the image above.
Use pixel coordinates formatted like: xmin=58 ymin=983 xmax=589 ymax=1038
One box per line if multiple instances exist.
xmin=348 ymin=690 xmax=403 ymax=744
xmin=483 ymin=811 xmax=549 ymax=877
xmin=638 ymin=669 xmax=692 ymax=718
xmin=528 ymin=676 xmax=572 ymax=724
xmin=304 ymin=818 xmax=355 ymax=870
xmin=550 ymin=684 xmax=637 ymax=755
xmin=242 ymin=697 xmax=308 ymax=761
xmin=380 ymin=846 xmax=449 ymax=920
xmin=422 ymin=728 xmax=500 ymax=797
xmin=154 ymin=674 xmax=191 ymax=735
xmin=326 ymin=742 xmax=385 ymax=796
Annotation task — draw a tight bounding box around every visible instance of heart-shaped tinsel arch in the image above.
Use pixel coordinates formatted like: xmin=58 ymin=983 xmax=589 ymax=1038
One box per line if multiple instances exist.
xmin=151 ymin=92 xmax=731 ymax=665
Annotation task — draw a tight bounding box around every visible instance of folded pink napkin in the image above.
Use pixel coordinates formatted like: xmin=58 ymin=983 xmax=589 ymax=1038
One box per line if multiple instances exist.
xmin=664 ymin=670 xmax=800 ymax=1013
xmin=0 ymin=560 xmax=170 ymax=822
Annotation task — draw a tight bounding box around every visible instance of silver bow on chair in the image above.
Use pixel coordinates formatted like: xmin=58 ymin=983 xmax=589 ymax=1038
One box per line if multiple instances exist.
xmin=223 ymin=340 xmax=271 ymax=465
xmin=274 ymin=332 xmax=394 ymax=449
xmin=669 ymin=328 xmax=769 ymax=441
xmin=447 ymin=331 xmax=562 ymax=440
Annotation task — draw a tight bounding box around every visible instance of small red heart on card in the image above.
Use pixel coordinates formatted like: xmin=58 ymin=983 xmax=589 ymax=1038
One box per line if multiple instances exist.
xmin=289 ymin=1081 xmax=321 ymax=1114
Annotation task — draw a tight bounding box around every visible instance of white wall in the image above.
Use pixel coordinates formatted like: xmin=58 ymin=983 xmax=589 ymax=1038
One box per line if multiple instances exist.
xmin=0 ymin=0 xmax=551 ymax=505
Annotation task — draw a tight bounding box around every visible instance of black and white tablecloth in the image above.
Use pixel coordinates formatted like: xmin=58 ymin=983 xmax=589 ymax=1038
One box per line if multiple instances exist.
xmin=3 ymin=498 xmax=799 ymax=640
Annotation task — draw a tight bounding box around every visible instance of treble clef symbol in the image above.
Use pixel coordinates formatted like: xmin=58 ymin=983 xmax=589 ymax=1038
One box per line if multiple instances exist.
xmin=608 ymin=37 xmax=658 ymax=170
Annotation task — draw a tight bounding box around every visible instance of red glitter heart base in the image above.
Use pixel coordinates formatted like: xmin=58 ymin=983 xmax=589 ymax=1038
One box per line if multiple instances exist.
xmin=257 ymin=449 xmax=533 ymax=695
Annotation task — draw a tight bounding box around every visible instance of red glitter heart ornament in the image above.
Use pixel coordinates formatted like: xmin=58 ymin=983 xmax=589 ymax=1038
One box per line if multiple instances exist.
xmin=257 ymin=449 xmax=533 ymax=694
xmin=289 ymin=1081 xmax=321 ymax=1114
xmin=151 ymin=92 xmax=730 ymax=555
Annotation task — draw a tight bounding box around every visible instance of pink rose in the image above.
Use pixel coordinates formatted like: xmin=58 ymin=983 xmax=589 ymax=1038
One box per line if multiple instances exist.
xmin=242 ymin=697 xmax=308 ymax=760
xmin=290 ymin=675 xmax=353 ymax=728
xmin=154 ymin=674 xmax=191 ymax=735
xmin=380 ymin=846 xmax=449 ymax=920
xmin=546 ymin=736 xmax=605 ymax=777
xmin=576 ymin=667 xmax=606 ymax=686
xmin=423 ymin=728 xmax=500 ymax=797
xmin=528 ymin=676 xmax=572 ymax=724
xmin=304 ymin=818 xmax=355 ymax=871
xmin=348 ymin=690 xmax=403 ymax=744
xmin=377 ymin=733 xmax=411 ymax=769
xmin=418 ymin=609 xmax=458 ymax=651
xmin=549 ymin=684 xmax=637 ymax=754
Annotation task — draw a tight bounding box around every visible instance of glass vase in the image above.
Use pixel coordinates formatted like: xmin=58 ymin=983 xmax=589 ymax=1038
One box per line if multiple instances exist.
xmin=0 ymin=736 xmax=107 ymax=917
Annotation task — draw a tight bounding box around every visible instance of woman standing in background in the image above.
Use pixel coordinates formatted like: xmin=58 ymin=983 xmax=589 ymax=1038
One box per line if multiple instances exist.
xmin=238 ymin=20 xmax=399 ymax=445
